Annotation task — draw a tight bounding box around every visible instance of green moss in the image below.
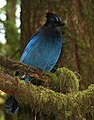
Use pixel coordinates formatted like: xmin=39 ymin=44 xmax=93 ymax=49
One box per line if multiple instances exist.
xmin=12 ymin=73 xmax=94 ymax=120
xmin=50 ymin=67 xmax=79 ymax=93
xmin=56 ymin=67 xmax=79 ymax=93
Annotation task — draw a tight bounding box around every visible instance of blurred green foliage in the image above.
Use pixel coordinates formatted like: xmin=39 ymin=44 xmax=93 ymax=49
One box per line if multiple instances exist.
xmin=0 ymin=0 xmax=20 ymax=60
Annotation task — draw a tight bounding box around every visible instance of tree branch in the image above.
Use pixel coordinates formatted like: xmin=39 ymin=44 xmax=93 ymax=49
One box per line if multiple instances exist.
xmin=0 ymin=55 xmax=94 ymax=119
xmin=0 ymin=71 xmax=94 ymax=119
xmin=0 ymin=55 xmax=50 ymax=81
xmin=0 ymin=55 xmax=79 ymax=93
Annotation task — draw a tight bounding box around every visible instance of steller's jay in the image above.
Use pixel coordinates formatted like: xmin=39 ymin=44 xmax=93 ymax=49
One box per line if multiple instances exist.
xmin=5 ymin=12 xmax=65 ymax=114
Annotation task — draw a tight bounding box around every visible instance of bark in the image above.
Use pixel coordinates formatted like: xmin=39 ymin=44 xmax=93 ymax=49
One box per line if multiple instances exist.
xmin=0 ymin=55 xmax=49 ymax=82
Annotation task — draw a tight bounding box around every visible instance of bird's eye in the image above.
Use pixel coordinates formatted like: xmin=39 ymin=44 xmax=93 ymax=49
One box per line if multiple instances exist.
xmin=50 ymin=18 xmax=54 ymax=22
xmin=51 ymin=18 xmax=59 ymax=23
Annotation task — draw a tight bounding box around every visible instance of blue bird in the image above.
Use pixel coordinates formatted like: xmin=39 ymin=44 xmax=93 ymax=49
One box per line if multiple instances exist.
xmin=5 ymin=12 xmax=65 ymax=114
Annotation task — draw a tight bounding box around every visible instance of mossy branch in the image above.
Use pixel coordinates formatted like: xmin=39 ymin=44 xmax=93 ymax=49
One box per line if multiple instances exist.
xmin=0 ymin=55 xmax=79 ymax=93
xmin=0 ymin=56 xmax=94 ymax=119
xmin=0 ymin=72 xmax=94 ymax=119
xmin=0 ymin=55 xmax=50 ymax=81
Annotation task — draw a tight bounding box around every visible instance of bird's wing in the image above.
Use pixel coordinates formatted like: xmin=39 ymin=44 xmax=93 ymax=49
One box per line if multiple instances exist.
xmin=20 ymin=32 xmax=39 ymax=62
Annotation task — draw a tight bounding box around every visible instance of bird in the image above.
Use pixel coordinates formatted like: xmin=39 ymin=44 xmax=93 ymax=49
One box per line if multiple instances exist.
xmin=5 ymin=12 xmax=65 ymax=114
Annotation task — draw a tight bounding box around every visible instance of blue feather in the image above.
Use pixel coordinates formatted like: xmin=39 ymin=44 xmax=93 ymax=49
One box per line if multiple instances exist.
xmin=20 ymin=33 xmax=39 ymax=62
xmin=20 ymin=29 xmax=62 ymax=72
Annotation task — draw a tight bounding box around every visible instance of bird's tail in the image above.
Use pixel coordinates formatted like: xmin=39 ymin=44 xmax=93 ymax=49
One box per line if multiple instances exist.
xmin=5 ymin=96 xmax=19 ymax=114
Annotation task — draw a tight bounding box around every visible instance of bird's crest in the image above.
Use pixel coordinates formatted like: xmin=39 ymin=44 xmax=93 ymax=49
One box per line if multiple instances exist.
xmin=45 ymin=12 xmax=65 ymax=26
xmin=46 ymin=12 xmax=60 ymax=22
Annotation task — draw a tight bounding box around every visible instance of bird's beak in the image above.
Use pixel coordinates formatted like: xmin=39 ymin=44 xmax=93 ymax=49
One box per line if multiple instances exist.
xmin=59 ymin=22 xmax=65 ymax=26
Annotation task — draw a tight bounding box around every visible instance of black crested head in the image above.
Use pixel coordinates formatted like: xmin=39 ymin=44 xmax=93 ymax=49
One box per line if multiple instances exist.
xmin=44 ymin=12 xmax=65 ymax=27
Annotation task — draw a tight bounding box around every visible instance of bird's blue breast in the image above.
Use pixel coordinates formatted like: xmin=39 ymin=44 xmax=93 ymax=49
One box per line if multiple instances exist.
xmin=20 ymin=29 xmax=62 ymax=72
